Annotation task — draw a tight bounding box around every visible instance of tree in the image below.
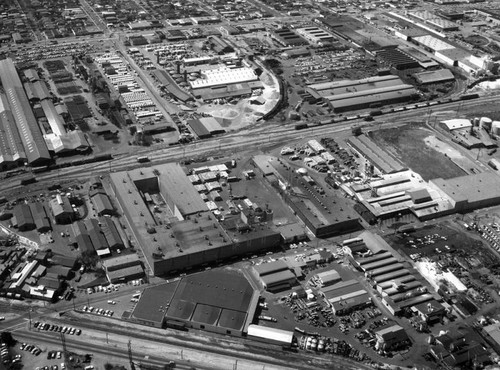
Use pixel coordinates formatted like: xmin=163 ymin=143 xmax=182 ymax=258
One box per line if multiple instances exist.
xmin=351 ymin=126 xmax=362 ymax=136
xmin=79 ymin=251 xmax=98 ymax=268
xmin=0 ymin=331 xmax=17 ymax=347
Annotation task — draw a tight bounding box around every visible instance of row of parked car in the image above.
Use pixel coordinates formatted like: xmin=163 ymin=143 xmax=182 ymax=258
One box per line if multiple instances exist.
xmin=34 ymin=322 xmax=81 ymax=335
xmin=36 ymin=364 xmax=66 ymax=370
xmin=19 ymin=343 xmax=41 ymax=356
xmin=86 ymin=279 xmax=145 ymax=295
xmin=82 ymin=306 xmax=114 ymax=317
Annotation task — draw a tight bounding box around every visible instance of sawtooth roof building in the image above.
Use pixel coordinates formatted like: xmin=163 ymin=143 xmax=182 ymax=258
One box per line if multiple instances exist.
xmin=0 ymin=58 xmax=50 ymax=166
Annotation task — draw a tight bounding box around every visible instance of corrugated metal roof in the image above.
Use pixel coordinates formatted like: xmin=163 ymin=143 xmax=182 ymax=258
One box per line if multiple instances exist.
xmin=415 ymin=69 xmax=454 ymax=84
xmin=254 ymin=260 xmax=288 ymax=276
xmin=101 ymin=217 xmax=123 ymax=248
xmin=76 ymin=233 xmax=95 ymax=254
xmin=29 ymin=202 xmax=50 ymax=230
xmin=199 ymin=117 xmax=225 ymax=134
xmin=40 ymin=100 xmax=65 ymax=136
xmin=260 ymin=269 xmax=296 ymax=286
xmin=32 ymin=81 xmax=51 ymax=100
xmin=14 ymin=204 xmax=34 ymax=227
xmin=0 ymin=58 xmax=50 ymax=164
xmin=189 ymin=118 xmax=211 ymax=138
xmin=104 ymin=253 xmax=141 ymax=270
xmin=92 ymin=193 xmax=113 ymax=214
xmin=0 ymin=94 xmax=25 ymax=163
xmin=85 ymin=219 xmax=108 ymax=250
xmin=107 ymin=264 xmax=144 ymax=282
xmin=309 ymin=75 xmax=400 ymax=92
xmin=316 ymin=269 xmax=341 ymax=284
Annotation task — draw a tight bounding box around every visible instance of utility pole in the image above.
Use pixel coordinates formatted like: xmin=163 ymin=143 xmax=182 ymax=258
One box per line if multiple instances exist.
xmin=128 ymin=339 xmax=136 ymax=370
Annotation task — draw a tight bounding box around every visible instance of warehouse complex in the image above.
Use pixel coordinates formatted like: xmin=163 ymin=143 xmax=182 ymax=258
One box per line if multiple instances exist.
xmin=388 ymin=11 xmax=490 ymax=75
xmin=344 ymin=232 xmax=444 ymax=317
xmin=130 ymin=269 xmax=260 ymax=336
xmin=251 ymin=155 xmax=361 ymax=237
xmin=109 ymin=163 xmax=282 ymax=276
xmin=0 ymin=58 xmax=50 ymax=168
xmin=306 ymin=75 xmax=418 ymax=112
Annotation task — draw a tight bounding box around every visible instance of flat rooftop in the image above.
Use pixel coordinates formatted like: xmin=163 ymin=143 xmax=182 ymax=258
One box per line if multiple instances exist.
xmin=131 ymin=281 xmax=180 ymax=324
xmin=165 ymin=269 xmax=258 ymax=332
xmin=430 ymin=172 xmax=500 ymax=208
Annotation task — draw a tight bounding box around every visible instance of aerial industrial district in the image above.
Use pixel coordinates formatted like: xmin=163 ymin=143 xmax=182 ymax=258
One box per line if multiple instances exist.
xmin=3 ymin=1 xmax=500 ymax=370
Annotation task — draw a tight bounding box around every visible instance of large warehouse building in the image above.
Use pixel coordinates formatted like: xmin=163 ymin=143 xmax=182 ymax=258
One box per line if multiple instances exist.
xmin=0 ymin=58 xmax=50 ymax=166
xmin=429 ymin=172 xmax=500 ymax=212
xmin=0 ymin=94 xmax=26 ymax=170
xmin=306 ymin=75 xmax=418 ymax=112
xmin=130 ymin=269 xmax=259 ymax=336
xmin=251 ymin=155 xmax=361 ymax=237
xmin=109 ymin=163 xmax=281 ymax=276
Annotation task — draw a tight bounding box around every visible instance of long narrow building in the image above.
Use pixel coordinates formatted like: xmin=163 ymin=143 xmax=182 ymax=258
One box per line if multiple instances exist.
xmin=0 ymin=58 xmax=50 ymax=165
xmin=0 ymin=93 xmax=26 ymax=170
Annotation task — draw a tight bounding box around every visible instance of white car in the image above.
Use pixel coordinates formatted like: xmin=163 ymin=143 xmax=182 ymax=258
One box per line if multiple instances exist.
xmin=280 ymin=147 xmax=294 ymax=155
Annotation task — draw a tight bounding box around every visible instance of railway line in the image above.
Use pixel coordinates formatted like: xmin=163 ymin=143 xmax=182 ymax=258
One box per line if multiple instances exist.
xmin=2 ymin=94 xmax=498 ymax=195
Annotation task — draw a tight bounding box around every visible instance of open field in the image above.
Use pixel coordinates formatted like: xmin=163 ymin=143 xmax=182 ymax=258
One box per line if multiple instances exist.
xmin=368 ymin=123 xmax=467 ymax=181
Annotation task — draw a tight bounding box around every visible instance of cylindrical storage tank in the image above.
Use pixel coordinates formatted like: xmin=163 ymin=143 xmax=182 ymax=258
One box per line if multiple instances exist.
xmin=492 ymin=121 xmax=500 ymax=136
xmin=473 ymin=117 xmax=480 ymax=126
xmin=480 ymin=117 xmax=492 ymax=131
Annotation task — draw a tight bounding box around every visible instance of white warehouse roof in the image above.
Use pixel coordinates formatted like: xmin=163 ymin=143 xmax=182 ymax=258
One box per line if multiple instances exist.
xmin=247 ymin=324 xmax=294 ymax=345
xmin=441 ymin=119 xmax=472 ymax=131
xmin=190 ymin=67 xmax=257 ymax=89
xmin=413 ymin=35 xmax=453 ymax=51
